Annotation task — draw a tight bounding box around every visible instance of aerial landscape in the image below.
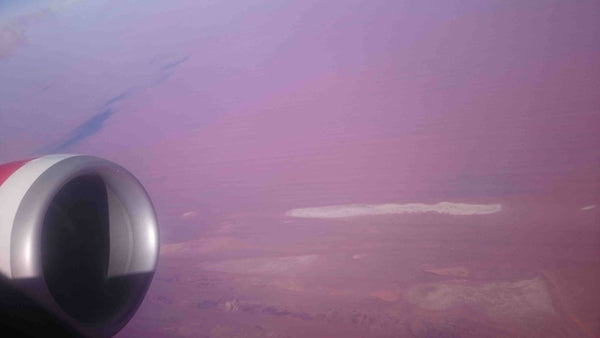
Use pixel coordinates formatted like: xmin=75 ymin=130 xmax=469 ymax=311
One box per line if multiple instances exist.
xmin=0 ymin=0 xmax=599 ymax=337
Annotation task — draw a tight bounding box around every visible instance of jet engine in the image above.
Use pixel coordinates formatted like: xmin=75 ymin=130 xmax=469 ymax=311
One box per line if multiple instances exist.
xmin=0 ymin=155 xmax=159 ymax=337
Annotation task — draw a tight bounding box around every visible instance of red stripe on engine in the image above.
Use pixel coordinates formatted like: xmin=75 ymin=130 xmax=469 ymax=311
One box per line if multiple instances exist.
xmin=0 ymin=159 xmax=32 ymax=187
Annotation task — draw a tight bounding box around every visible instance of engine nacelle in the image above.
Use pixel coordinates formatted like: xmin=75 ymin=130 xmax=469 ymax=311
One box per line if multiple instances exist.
xmin=0 ymin=155 xmax=159 ymax=337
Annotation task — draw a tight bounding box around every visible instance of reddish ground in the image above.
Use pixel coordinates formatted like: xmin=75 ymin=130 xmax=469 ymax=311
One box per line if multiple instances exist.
xmin=119 ymin=198 xmax=600 ymax=337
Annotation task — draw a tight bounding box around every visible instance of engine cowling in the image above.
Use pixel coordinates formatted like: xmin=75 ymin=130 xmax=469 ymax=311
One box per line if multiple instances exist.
xmin=0 ymin=154 xmax=159 ymax=337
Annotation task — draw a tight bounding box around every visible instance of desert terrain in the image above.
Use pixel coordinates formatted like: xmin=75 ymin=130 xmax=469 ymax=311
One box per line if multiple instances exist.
xmin=120 ymin=199 xmax=600 ymax=337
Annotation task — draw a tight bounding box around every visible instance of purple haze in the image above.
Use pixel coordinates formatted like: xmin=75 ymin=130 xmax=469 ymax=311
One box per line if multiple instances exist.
xmin=1 ymin=0 xmax=599 ymax=336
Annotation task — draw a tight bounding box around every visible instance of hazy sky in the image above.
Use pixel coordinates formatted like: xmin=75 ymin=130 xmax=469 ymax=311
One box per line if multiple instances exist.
xmin=1 ymin=0 xmax=599 ymax=241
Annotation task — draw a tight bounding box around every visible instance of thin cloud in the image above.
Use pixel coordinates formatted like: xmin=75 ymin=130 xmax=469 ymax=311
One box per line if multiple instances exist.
xmin=103 ymin=91 xmax=129 ymax=107
xmin=0 ymin=24 xmax=25 ymax=59
xmin=46 ymin=108 xmax=114 ymax=152
xmin=160 ymin=56 xmax=190 ymax=71
xmin=1 ymin=0 xmax=84 ymax=59
xmin=581 ymin=205 xmax=596 ymax=211
xmin=286 ymin=202 xmax=502 ymax=218
xmin=37 ymin=52 xmax=189 ymax=154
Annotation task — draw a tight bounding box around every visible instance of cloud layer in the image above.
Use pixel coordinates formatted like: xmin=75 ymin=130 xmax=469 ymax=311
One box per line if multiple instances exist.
xmin=44 ymin=108 xmax=115 ymax=152
xmin=286 ymin=202 xmax=502 ymax=218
